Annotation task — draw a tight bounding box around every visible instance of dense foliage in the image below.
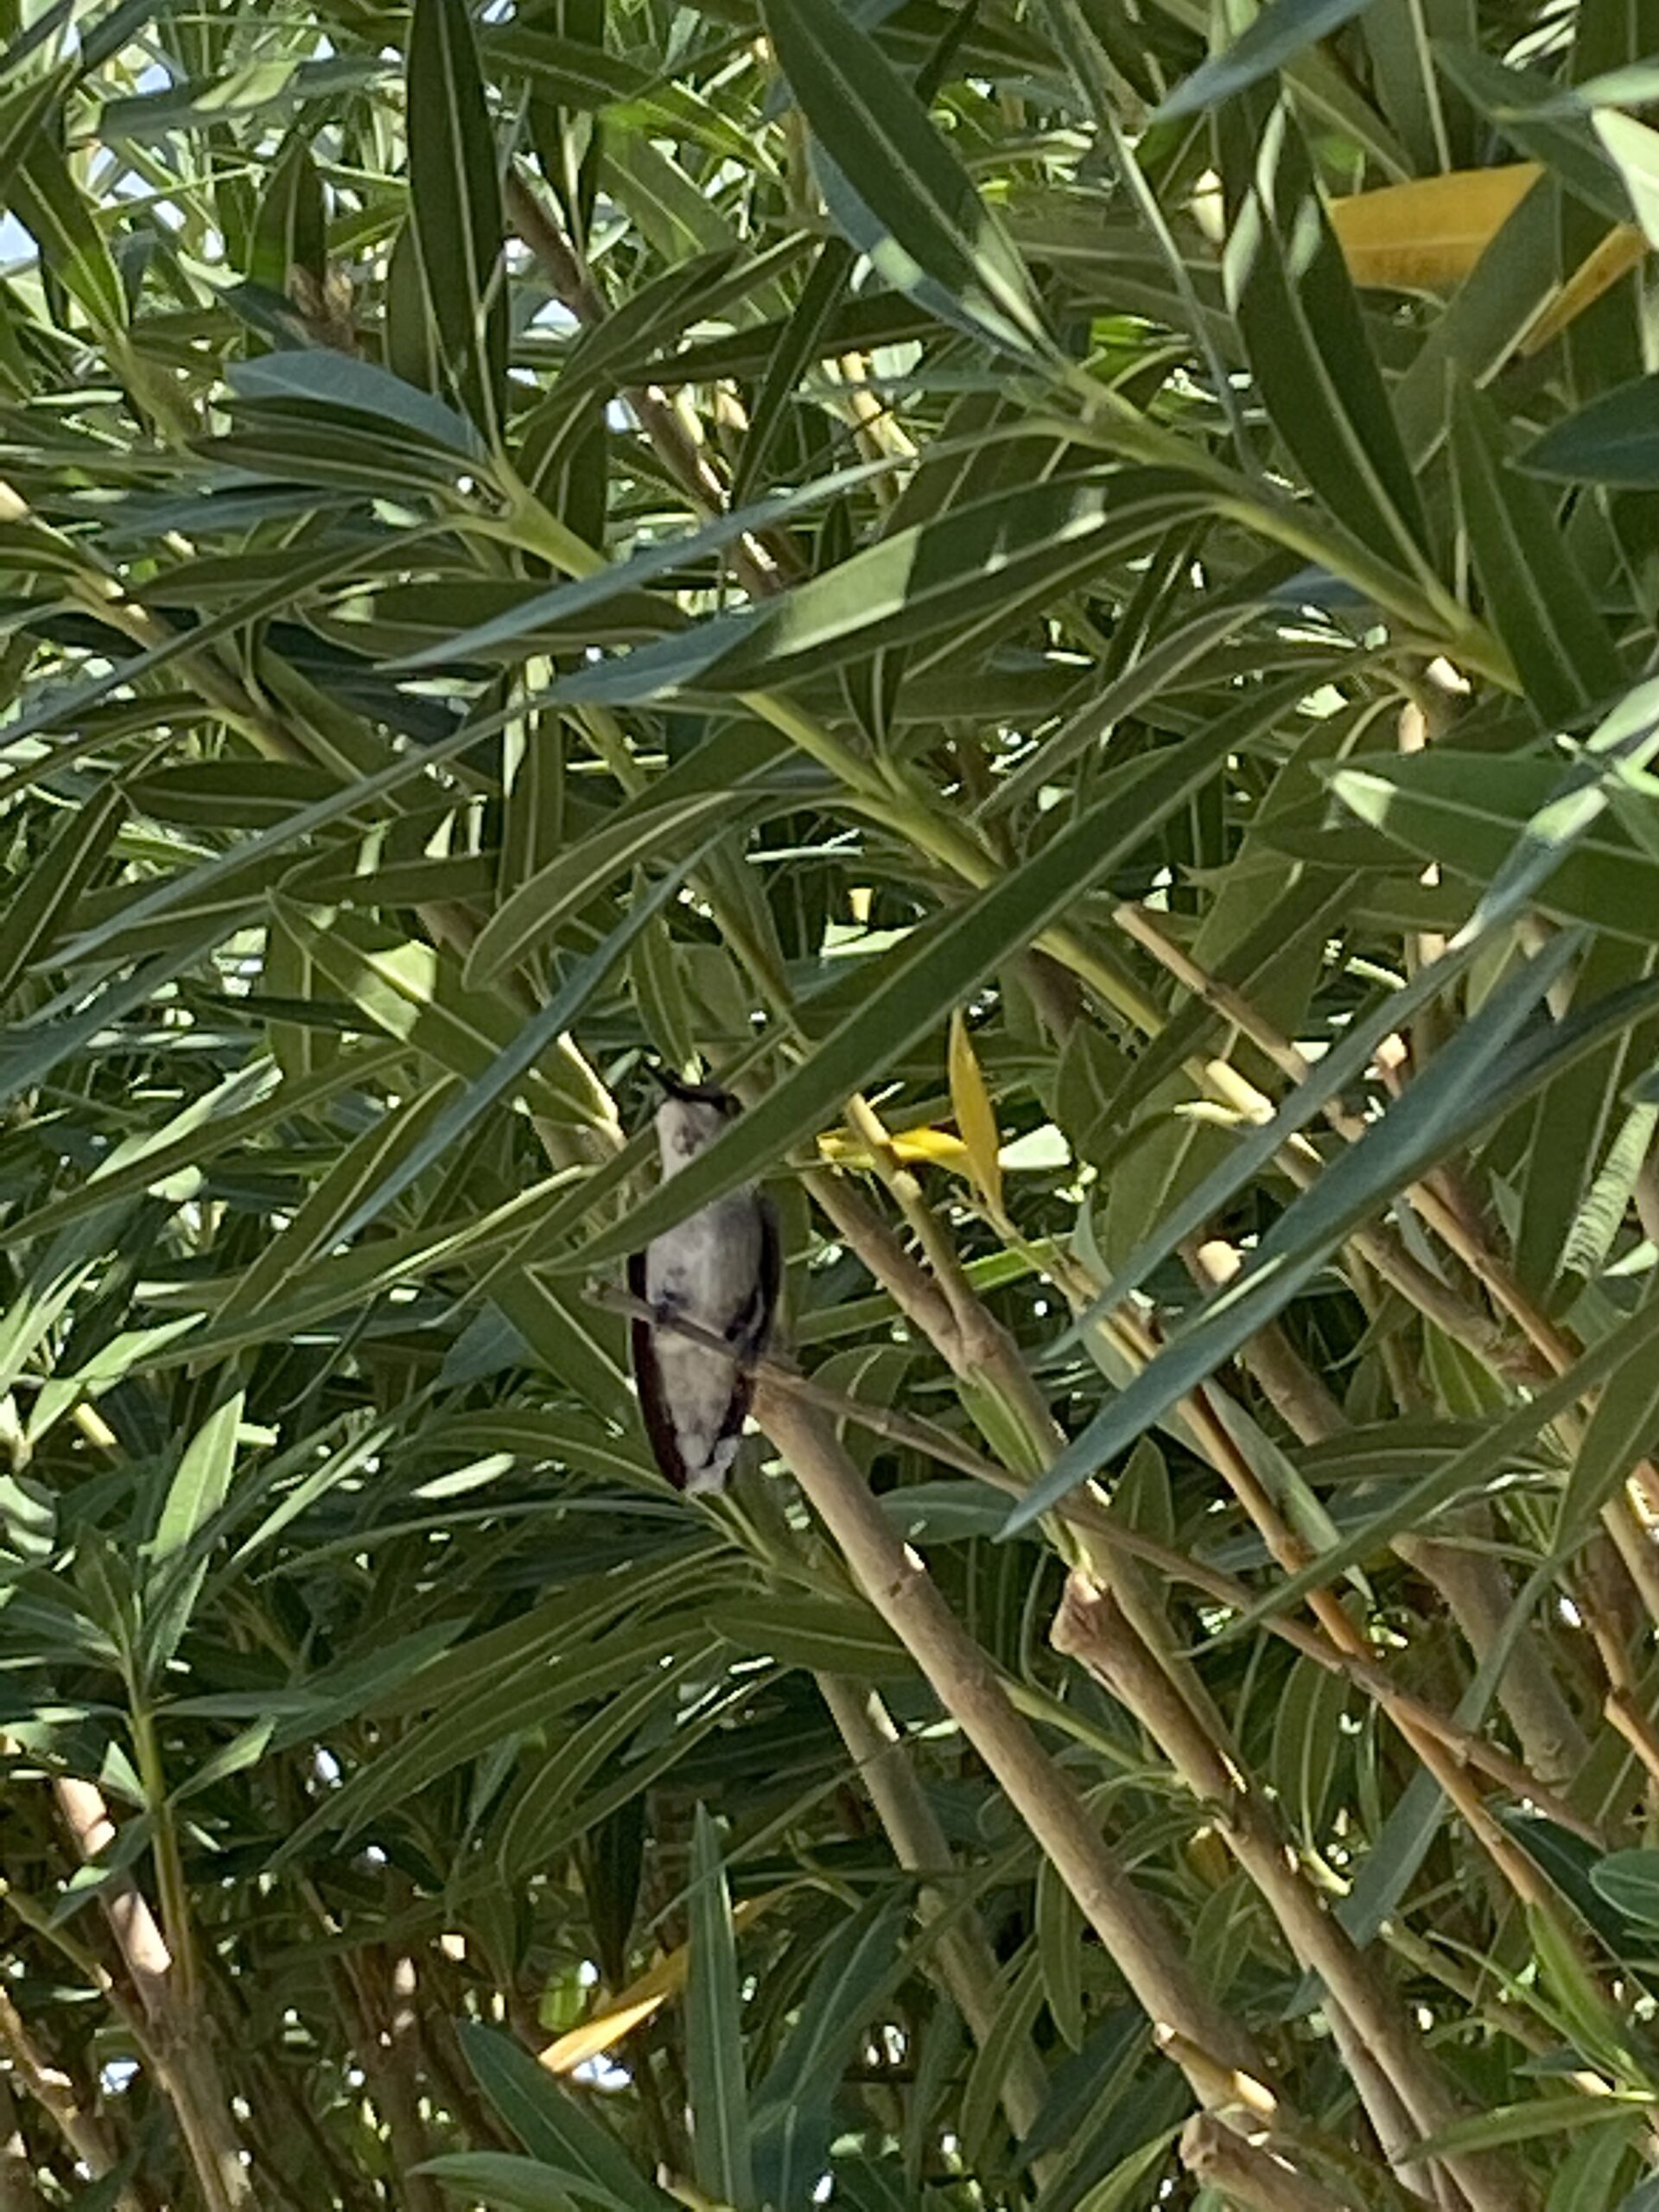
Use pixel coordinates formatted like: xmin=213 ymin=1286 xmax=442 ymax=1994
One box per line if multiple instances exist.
xmin=6 ymin=0 xmax=1659 ymax=2203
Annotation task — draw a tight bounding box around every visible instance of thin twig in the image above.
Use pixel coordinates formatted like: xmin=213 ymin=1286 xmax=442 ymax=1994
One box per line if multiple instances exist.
xmin=587 ymin=1279 xmax=1007 ymax=1479
xmin=1055 ymin=1573 xmax=1526 ymax=2212
xmin=588 ymin=1280 xmax=1599 ymax=1841
xmin=754 ymin=1384 xmax=1283 ymax=2116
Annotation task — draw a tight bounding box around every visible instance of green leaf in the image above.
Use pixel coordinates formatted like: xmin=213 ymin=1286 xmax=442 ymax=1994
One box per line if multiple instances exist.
xmin=1410 ymin=2093 xmax=1646 ymax=2158
xmin=629 ymin=884 xmax=698 ymax=1077
xmin=1327 ymin=753 xmax=1659 ymax=939
xmin=10 ymin=130 xmax=124 ymax=334
xmin=1525 ymin=373 xmax=1659 ymax=488
xmin=1593 ymin=110 xmax=1659 ymax=246
xmin=93 ymin=54 xmax=393 ymax=139
xmin=385 ymin=453 xmax=895 ymax=671
xmin=0 ymin=533 xmax=429 ymax=821
xmin=1515 ymin=935 xmax=1651 ymax=1298
xmin=324 ymin=846 xmax=716 ymax=1249
xmin=4 ymin=1047 xmax=395 ymax=1247
xmin=496 ymin=1646 xmax=722 ymax=1876
xmin=128 ymin=760 xmax=344 ymax=828
xmin=685 ymin=1807 xmax=754 ymax=2209
xmin=1036 ymin=1854 xmax=1085 ymax=2050
xmin=1548 ymin=2126 xmax=1642 ymax=2212
xmin=1243 ymin=1286 xmax=1659 ymax=1633
xmin=760 ymin=0 xmax=1052 ymax=359
xmin=0 ymin=913 xmax=232 ymax=1114
xmin=1434 ymin=45 xmax=1629 ymax=223
xmin=1048 ymin=923 xmax=1506 ymax=1375
xmin=143 ymin=1389 xmax=247 ymax=1678
xmin=406 ymin=0 xmax=508 ymax=438
xmin=1450 ymin=378 xmax=1626 ymax=727
xmin=227 ymin=346 xmax=486 ymax=461
xmin=711 ymin=1595 xmax=909 ymax=1677
xmin=751 ymin=1896 xmax=912 ymax=2205
xmin=486 ymin=23 xmax=758 ymax=165
xmin=217 ymin=1085 xmax=462 ymax=1324
xmin=1558 ymin=1271 xmax=1659 ymax=1541
xmin=1362 ymin=0 xmax=1477 ymax=178
xmin=249 ymin=133 xmax=325 ymax=294
xmin=484 ymin=1268 xmax=635 ymax=1428
xmin=1218 ymin=92 xmax=1429 ymax=580
xmin=1591 ymin=1849 xmax=1659 ymax=1928
xmin=1155 ymin=0 xmax=1376 ymax=121
xmin=464 ymin=793 xmax=739 ymax=988
xmin=418 ymin=2152 xmax=580 ymax=2211
xmin=1007 ymin=933 xmax=1581 ymax=1529
xmin=961 ymin=1951 xmax=1045 ymax=2169
xmin=1395 ymin=168 xmax=1560 ymax=471
xmin=303 ymin=1626 xmax=681 ymax=1847
xmin=269 ymin=904 xmax=604 ymax=1129
xmin=731 ymin=237 xmax=856 ymax=508
xmin=554 ymin=718 xmax=1253 ymax=1274
xmin=982 ymin=602 xmax=1276 ymax=820
xmin=0 ymin=783 xmax=124 ymax=1006
xmin=170 ymin=1718 xmax=276 ymax=1802
xmin=563 ymin=471 xmax=1211 ymax=704
xmin=1070 ymin=2126 xmax=1185 ymax=2212
xmin=0 ymin=59 xmax=73 ymax=204
xmin=602 ymin=134 xmax=734 ymax=262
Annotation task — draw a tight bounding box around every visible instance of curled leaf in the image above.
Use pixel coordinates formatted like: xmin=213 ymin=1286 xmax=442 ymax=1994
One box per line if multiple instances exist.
xmin=950 ymin=1007 xmax=1004 ymax=1220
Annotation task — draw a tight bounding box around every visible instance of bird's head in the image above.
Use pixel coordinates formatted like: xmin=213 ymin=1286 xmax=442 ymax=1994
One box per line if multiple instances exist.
xmin=645 ymin=1063 xmax=740 ymax=1171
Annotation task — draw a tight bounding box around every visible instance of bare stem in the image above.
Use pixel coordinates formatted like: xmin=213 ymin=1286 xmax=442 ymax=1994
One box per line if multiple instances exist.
xmin=0 ymin=1980 xmax=131 ymax=2202
xmin=757 ymin=1385 xmax=1290 ymax=2127
xmin=1179 ymin=2114 xmax=1354 ymax=2212
xmin=53 ymin=1780 xmax=255 ymax=2211
xmin=815 ymin=1675 xmax=1052 ymax=2157
xmin=1053 ymin=1573 xmax=1529 ymax=2212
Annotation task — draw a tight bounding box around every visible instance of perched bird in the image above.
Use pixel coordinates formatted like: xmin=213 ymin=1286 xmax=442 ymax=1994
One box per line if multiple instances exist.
xmin=627 ymin=1069 xmax=780 ymax=1495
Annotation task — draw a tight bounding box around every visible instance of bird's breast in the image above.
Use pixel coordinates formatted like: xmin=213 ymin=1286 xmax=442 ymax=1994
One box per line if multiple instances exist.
xmin=644 ymin=1191 xmax=761 ymax=1330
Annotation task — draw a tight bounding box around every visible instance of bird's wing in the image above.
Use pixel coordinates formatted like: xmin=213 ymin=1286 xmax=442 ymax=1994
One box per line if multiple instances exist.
xmin=699 ymin=1198 xmax=782 ymax=1471
xmin=739 ymin=1185 xmax=787 ymax=1353
xmin=627 ymin=1249 xmax=690 ymax=1491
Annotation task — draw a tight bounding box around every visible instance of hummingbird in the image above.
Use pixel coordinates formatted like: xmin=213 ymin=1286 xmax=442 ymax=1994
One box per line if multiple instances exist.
xmin=627 ymin=1069 xmax=781 ymax=1496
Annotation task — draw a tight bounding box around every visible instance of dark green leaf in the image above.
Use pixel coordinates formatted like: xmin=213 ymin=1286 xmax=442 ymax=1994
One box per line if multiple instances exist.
xmin=1450 ymin=378 xmax=1625 ymax=726
xmin=760 ymin=0 xmax=1051 ymax=358
xmin=555 ymin=720 xmax=1255 ymax=1274
xmin=407 ymin=0 xmax=508 ymax=435
xmin=686 ymin=1808 xmax=754 ymax=2208
xmin=1007 ymin=934 xmax=1580 ymax=1529
xmin=1156 ymin=0 xmax=1376 ymax=121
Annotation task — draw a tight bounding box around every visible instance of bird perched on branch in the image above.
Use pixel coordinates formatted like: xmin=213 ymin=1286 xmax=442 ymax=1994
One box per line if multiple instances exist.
xmin=627 ymin=1068 xmax=780 ymax=1495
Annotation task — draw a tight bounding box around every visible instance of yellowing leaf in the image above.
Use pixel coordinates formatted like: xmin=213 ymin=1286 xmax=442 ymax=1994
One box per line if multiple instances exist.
xmin=1327 ymin=165 xmax=1541 ymax=290
xmin=1326 ymin=164 xmax=1648 ymax=352
xmin=949 ymin=1008 xmax=1003 ymax=1220
xmin=541 ymin=1993 xmax=662 ymax=2074
xmin=1521 ymin=223 xmax=1648 ymax=355
xmin=817 ymin=1128 xmax=970 ymax=1170
xmin=539 ymin=1894 xmax=778 ymax=2075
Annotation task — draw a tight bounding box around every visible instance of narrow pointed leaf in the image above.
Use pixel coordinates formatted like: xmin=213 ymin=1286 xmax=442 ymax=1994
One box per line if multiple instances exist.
xmin=1006 ymin=937 xmax=1579 ymax=1529
xmin=407 ymin=0 xmax=508 ymax=435
xmin=1219 ymin=92 xmax=1429 ymax=578
xmin=1450 ymin=378 xmax=1626 ymax=726
xmin=685 ymin=1808 xmax=754 ymax=2208
xmin=760 ymin=0 xmax=1051 ymax=359
xmin=465 ymin=794 xmax=738 ymax=988
xmin=554 ymin=721 xmax=1254 ymax=1274
xmin=1156 ymin=0 xmax=1376 ymax=121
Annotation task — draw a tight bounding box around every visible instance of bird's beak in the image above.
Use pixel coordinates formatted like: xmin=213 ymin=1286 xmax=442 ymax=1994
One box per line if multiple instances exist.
xmin=645 ymin=1061 xmax=699 ymax=1101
